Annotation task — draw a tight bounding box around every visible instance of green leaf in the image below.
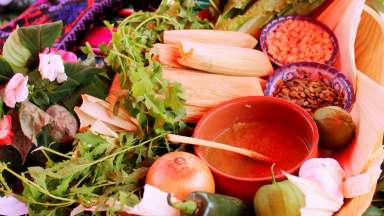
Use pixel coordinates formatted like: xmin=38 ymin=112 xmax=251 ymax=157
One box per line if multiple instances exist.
xmin=28 ymin=166 xmax=48 ymax=190
xmin=2 ymin=31 xmax=31 ymax=73
xmin=363 ymin=206 xmax=384 ymax=216
xmin=76 ymin=132 xmax=107 ymax=148
xmin=30 ymin=89 xmax=51 ymax=109
xmin=62 ymin=76 xmax=109 ymax=111
xmin=47 ymin=63 xmax=109 ymax=107
xmin=10 ymin=111 xmax=34 ymax=163
xmin=36 ymin=125 xmax=57 ymax=147
xmin=17 ymin=21 xmax=63 ymax=56
xmin=19 ymin=101 xmax=53 ymax=144
xmin=63 ymin=63 xmax=105 ymax=84
xmin=118 ymin=191 xmax=140 ymax=207
xmin=0 ymin=57 xmax=14 ymax=83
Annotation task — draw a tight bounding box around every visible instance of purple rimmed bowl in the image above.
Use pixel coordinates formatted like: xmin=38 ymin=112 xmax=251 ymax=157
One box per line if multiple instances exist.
xmin=260 ymin=16 xmax=339 ymax=66
xmin=264 ymin=62 xmax=354 ymax=111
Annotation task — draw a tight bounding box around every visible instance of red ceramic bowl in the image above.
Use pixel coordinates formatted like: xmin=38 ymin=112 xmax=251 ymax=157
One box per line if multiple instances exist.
xmin=193 ymin=96 xmax=319 ymax=201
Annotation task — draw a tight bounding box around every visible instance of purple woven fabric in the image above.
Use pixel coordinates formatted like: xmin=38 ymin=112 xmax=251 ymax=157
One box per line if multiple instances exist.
xmin=0 ymin=0 xmax=116 ymax=51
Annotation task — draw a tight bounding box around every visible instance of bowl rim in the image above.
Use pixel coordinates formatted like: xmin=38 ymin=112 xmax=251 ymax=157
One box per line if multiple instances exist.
xmin=264 ymin=61 xmax=355 ymax=111
xmin=193 ymin=96 xmax=319 ymax=182
xmin=260 ymin=15 xmax=339 ymax=66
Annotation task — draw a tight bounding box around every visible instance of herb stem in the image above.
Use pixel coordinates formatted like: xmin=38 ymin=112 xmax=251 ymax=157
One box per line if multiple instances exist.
xmin=78 ymin=134 xmax=164 ymax=170
xmin=14 ymin=193 xmax=74 ymax=207
xmin=1 ymin=165 xmax=76 ymax=203
xmin=134 ymin=15 xmax=178 ymax=32
xmin=34 ymin=146 xmax=72 ymax=159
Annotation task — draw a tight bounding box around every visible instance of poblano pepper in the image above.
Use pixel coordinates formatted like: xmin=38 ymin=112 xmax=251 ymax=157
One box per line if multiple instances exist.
xmin=168 ymin=192 xmax=252 ymax=216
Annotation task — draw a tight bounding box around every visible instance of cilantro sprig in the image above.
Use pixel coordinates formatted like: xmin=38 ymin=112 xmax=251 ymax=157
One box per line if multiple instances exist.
xmin=0 ymin=132 xmax=164 ymax=215
xmin=102 ymin=0 xmax=211 ymax=138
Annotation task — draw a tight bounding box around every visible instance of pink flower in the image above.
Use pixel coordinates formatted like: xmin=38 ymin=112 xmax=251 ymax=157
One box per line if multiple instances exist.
xmin=0 ymin=196 xmax=27 ymax=216
xmin=43 ymin=48 xmax=77 ymax=63
xmin=57 ymin=50 xmax=77 ymax=63
xmin=38 ymin=53 xmax=67 ymax=83
xmin=0 ymin=114 xmax=13 ymax=145
xmin=3 ymin=73 xmax=29 ymax=108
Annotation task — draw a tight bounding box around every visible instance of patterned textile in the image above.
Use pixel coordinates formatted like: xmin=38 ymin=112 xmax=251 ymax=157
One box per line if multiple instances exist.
xmin=0 ymin=0 xmax=117 ymax=51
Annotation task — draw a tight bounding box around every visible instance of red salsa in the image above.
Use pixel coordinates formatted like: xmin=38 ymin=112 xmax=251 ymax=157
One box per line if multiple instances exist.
xmin=205 ymin=122 xmax=309 ymax=178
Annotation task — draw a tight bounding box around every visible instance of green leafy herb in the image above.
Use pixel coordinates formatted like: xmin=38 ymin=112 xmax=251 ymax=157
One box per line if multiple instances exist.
xmin=364 ymin=206 xmax=384 ymax=216
xmin=0 ymin=56 xmax=14 ymax=83
xmin=28 ymin=63 xmax=110 ymax=111
xmin=104 ymin=0 xmax=211 ymax=137
xmin=0 ymin=132 xmax=164 ymax=215
xmin=17 ymin=21 xmax=63 ymax=61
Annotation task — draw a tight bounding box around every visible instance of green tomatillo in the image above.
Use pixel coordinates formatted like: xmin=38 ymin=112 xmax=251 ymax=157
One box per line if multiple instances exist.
xmin=253 ymin=164 xmax=305 ymax=216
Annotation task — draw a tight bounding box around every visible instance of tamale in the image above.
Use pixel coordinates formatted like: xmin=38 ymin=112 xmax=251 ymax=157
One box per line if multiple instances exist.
xmin=177 ymin=41 xmax=273 ymax=77
xmin=151 ymin=43 xmax=185 ymax=68
xmin=162 ymin=67 xmax=264 ymax=121
xmin=163 ymin=30 xmax=258 ymax=48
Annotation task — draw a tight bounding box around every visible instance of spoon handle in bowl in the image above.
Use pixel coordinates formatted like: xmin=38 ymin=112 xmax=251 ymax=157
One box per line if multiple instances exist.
xmin=166 ymin=134 xmax=274 ymax=163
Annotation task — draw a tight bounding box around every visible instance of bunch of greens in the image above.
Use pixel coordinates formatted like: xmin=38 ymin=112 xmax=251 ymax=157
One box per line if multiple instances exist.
xmin=102 ymin=0 xmax=211 ymax=138
xmin=0 ymin=132 xmax=162 ymax=215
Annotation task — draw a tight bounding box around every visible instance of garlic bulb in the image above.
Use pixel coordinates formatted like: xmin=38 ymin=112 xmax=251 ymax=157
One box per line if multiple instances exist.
xmin=299 ymin=158 xmax=345 ymax=203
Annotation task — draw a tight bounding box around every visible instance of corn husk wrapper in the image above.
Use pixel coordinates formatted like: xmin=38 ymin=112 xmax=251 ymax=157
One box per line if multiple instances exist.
xmin=162 ymin=67 xmax=264 ymax=121
xmin=89 ymin=120 xmax=119 ymax=138
xmin=151 ymin=43 xmax=185 ymax=68
xmin=177 ymin=41 xmax=273 ymax=77
xmin=317 ymin=0 xmax=365 ymax=86
xmin=162 ymin=67 xmax=263 ymax=107
xmin=74 ymin=94 xmax=137 ymax=132
xmin=163 ymin=30 xmax=258 ymax=48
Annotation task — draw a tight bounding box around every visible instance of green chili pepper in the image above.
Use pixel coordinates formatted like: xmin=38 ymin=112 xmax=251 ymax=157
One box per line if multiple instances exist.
xmin=167 ymin=191 xmax=252 ymax=216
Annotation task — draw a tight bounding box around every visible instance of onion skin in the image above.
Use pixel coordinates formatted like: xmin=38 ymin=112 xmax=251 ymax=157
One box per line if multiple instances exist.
xmin=146 ymin=151 xmax=215 ymax=200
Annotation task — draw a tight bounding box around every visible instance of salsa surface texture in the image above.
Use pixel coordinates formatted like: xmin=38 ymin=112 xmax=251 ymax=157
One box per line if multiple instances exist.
xmin=205 ymin=122 xmax=309 ymax=178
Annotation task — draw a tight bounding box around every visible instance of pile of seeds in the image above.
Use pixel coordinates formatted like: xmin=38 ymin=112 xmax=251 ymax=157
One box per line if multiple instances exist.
xmin=266 ymin=19 xmax=334 ymax=65
xmin=273 ymin=72 xmax=345 ymax=113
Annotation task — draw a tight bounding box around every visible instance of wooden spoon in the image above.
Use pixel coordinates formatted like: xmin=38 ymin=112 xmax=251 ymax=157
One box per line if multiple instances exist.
xmin=166 ymin=134 xmax=274 ymax=163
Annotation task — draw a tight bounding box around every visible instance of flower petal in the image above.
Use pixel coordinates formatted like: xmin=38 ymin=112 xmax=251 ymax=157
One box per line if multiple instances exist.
xmin=39 ymin=54 xmax=65 ymax=82
xmin=0 ymin=196 xmax=28 ymax=216
xmin=3 ymin=73 xmax=29 ymax=108
xmin=3 ymin=89 xmax=16 ymax=108
xmin=56 ymin=72 xmax=68 ymax=83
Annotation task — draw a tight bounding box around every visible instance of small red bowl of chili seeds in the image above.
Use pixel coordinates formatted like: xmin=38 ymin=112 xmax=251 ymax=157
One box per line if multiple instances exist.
xmin=260 ymin=16 xmax=338 ymax=66
xmin=264 ymin=62 xmax=354 ymax=113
